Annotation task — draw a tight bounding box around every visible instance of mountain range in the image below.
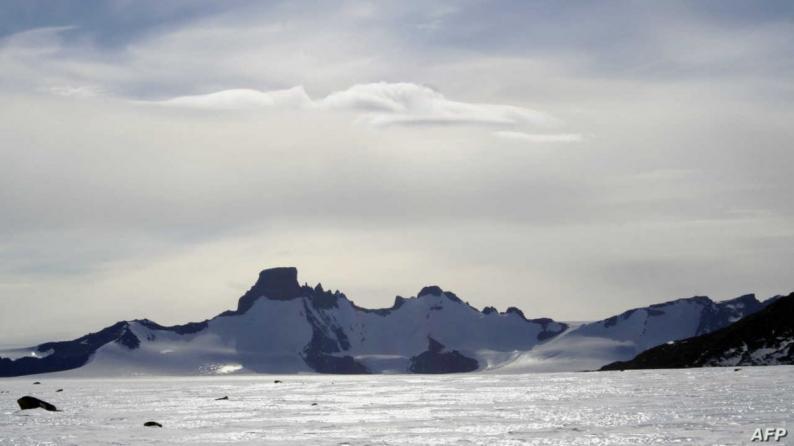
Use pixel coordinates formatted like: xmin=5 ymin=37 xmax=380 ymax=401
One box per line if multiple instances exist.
xmin=0 ymin=267 xmax=785 ymax=376
xmin=601 ymin=292 xmax=793 ymax=370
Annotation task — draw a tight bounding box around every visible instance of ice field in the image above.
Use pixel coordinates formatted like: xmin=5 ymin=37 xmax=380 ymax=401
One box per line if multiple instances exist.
xmin=1 ymin=366 xmax=792 ymax=445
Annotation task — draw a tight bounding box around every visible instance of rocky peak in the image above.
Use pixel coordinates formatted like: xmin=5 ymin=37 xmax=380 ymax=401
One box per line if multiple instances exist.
xmin=482 ymin=306 xmax=498 ymax=315
xmin=235 ymin=267 xmax=304 ymax=314
xmin=506 ymin=306 xmax=526 ymax=319
xmin=418 ymin=285 xmax=444 ymax=297
xmin=720 ymin=293 xmax=760 ymax=308
xmin=417 ymin=286 xmax=463 ymax=303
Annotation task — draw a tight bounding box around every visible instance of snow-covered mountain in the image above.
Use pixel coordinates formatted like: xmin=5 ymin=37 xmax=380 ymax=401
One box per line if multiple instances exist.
xmin=601 ymin=292 xmax=794 ymax=370
xmin=0 ymin=267 xmax=781 ymax=376
xmin=0 ymin=267 xmax=566 ymax=376
xmin=492 ymin=293 xmax=776 ymax=373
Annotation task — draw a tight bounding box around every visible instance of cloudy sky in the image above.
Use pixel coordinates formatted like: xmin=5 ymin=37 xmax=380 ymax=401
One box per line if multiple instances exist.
xmin=1 ymin=1 xmax=793 ymax=346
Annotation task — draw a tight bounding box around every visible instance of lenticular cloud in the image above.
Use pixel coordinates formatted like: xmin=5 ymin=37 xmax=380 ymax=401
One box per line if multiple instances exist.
xmin=149 ymin=82 xmax=559 ymax=130
xmin=155 ymin=86 xmax=313 ymax=110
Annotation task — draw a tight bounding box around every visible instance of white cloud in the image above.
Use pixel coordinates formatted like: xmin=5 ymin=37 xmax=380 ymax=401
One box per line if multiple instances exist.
xmin=493 ymin=130 xmax=583 ymax=143
xmin=146 ymin=82 xmax=561 ymax=131
xmin=319 ymin=82 xmax=557 ymax=128
xmin=47 ymin=84 xmax=105 ymax=98
xmin=152 ymin=86 xmax=312 ymax=110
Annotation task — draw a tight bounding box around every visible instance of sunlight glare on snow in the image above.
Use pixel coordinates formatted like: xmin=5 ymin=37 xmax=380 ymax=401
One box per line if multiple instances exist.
xmin=215 ymin=364 xmax=244 ymax=374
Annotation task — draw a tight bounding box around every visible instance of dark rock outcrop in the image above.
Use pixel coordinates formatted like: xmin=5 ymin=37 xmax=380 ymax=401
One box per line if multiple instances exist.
xmin=351 ymin=295 xmax=407 ymax=316
xmin=300 ymin=298 xmax=369 ymax=374
xmin=505 ymin=306 xmax=525 ymax=318
xmin=302 ymin=352 xmax=368 ymax=374
xmin=136 ymin=319 xmax=209 ymax=335
xmin=235 ymin=267 xmax=303 ymax=314
xmin=417 ymin=286 xmax=463 ymax=304
xmin=482 ymin=306 xmax=498 ymax=315
xmin=695 ymin=294 xmax=763 ymax=335
xmin=504 ymin=308 xmax=568 ymax=340
xmin=0 ymin=322 xmax=139 ymax=377
xmin=17 ymin=396 xmax=58 ymax=411
xmin=532 ymin=318 xmax=568 ymax=341
xmin=409 ymin=337 xmax=479 ymax=374
xmin=223 ymin=267 xmax=352 ymax=316
xmin=602 ymin=292 xmax=794 ymax=370
xmin=418 ymin=286 xmax=444 ymax=297
xmin=116 ymin=328 xmax=141 ymax=349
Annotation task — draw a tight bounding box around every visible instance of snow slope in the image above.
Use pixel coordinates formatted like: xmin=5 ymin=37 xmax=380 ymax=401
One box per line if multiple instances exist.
xmin=494 ymin=294 xmax=774 ymax=372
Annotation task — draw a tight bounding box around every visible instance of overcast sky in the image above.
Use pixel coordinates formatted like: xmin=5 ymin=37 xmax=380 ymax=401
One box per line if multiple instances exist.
xmin=1 ymin=1 xmax=793 ymax=346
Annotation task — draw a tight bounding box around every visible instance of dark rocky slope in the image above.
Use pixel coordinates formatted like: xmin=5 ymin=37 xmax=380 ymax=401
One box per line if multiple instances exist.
xmin=601 ymin=292 xmax=794 ymax=370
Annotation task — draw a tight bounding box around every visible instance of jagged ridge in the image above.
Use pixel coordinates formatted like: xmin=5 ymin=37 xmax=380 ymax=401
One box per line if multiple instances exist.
xmin=0 ymin=267 xmax=567 ymax=376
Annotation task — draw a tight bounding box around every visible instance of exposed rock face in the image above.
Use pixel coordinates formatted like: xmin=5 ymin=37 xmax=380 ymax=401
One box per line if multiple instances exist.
xmin=503 ymin=307 xmax=568 ymax=341
xmin=234 ymin=267 xmax=304 ymax=314
xmin=17 ymin=396 xmax=58 ymax=411
xmin=482 ymin=306 xmax=498 ymax=315
xmin=505 ymin=307 xmax=525 ymax=318
xmin=695 ymin=294 xmax=764 ymax=335
xmin=300 ymin=299 xmax=369 ymax=374
xmin=418 ymin=286 xmax=444 ymax=298
xmin=409 ymin=337 xmax=479 ymax=374
xmin=0 ymin=322 xmax=140 ymax=377
xmin=303 ymin=352 xmax=369 ymax=374
xmin=136 ymin=319 xmax=208 ymax=335
xmin=602 ymin=293 xmax=794 ymax=370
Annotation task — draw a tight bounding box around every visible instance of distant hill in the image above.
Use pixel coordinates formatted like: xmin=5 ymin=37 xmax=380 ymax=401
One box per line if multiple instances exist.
xmin=601 ymin=292 xmax=794 ymax=370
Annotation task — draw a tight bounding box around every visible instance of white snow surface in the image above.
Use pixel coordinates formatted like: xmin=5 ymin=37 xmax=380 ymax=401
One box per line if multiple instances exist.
xmin=1 ymin=366 xmax=792 ymax=445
